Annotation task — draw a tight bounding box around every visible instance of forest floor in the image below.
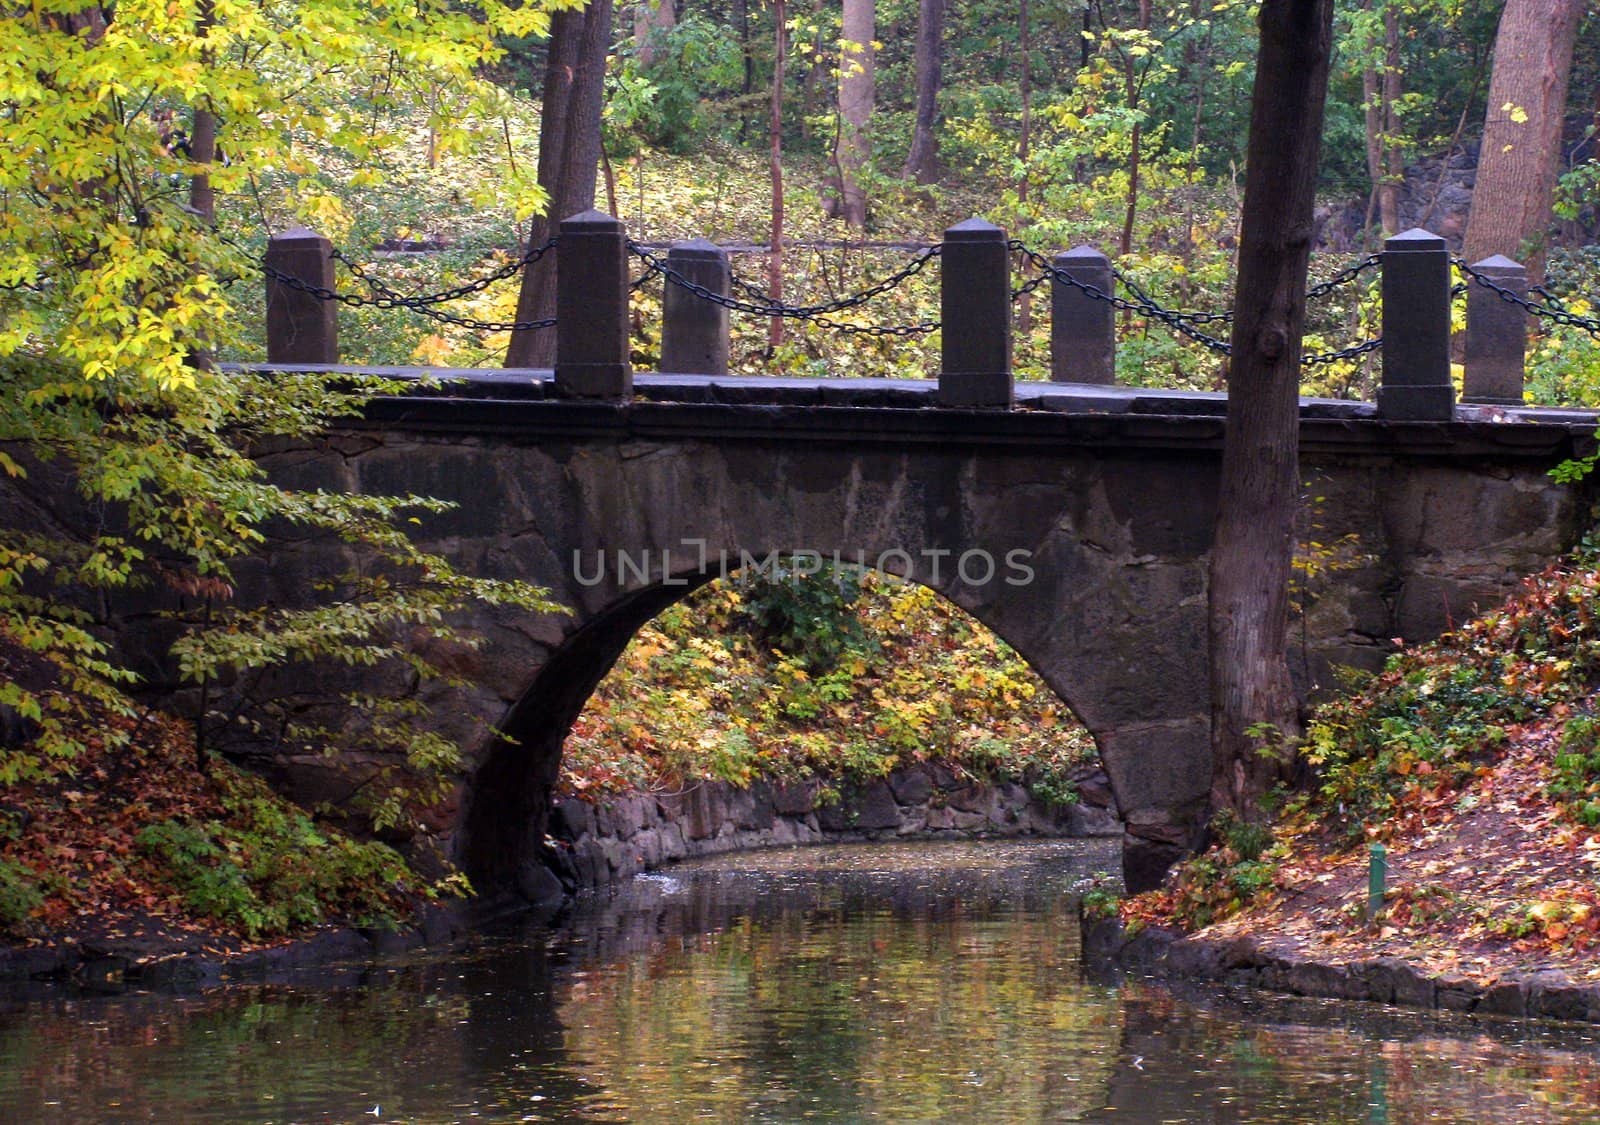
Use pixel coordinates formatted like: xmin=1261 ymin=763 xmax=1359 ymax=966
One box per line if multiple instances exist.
xmin=1116 ymin=558 xmax=1600 ymax=1001
xmin=0 ymin=633 xmax=440 ymax=975
xmin=1129 ymin=727 xmax=1600 ymax=987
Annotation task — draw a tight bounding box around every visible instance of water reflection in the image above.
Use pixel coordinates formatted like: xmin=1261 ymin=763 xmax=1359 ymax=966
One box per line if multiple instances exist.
xmin=0 ymin=839 xmax=1597 ymax=1123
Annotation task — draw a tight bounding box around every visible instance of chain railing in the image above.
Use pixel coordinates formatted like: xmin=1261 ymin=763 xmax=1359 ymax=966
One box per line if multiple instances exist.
xmin=262 ymin=238 xmax=560 ymax=332
xmin=627 ymin=240 xmax=943 ymax=337
xmin=1008 ymin=242 xmax=1232 ymax=355
xmin=1305 ymin=252 xmax=1383 ymax=300
xmin=255 ymin=215 xmax=1597 ymax=417
xmin=1007 ymin=241 xmax=1387 ymax=366
xmin=256 ymin=227 xmax=1423 ymax=363
xmin=1457 ymin=258 xmax=1600 ymax=338
xmin=1108 ymin=265 xmax=1234 ymax=326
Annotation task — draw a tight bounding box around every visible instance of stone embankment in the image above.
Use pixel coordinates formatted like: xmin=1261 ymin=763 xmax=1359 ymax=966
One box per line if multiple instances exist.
xmin=1084 ymin=918 xmax=1600 ymax=1024
xmin=537 ymin=761 xmax=1121 ymax=897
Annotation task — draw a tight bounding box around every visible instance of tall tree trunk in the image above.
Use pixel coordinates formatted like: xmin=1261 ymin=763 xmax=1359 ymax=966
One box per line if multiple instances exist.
xmin=633 ymin=0 xmax=675 ymax=67
xmin=1461 ymin=0 xmax=1585 ymax=286
xmin=1181 ymin=0 xmax=1215 ymax=279
xmin=737 ymin=0 xmax=753 ymax=141
xmin=1117 ymin=0 xmax=1152 ymax=258
xmin=836 ymin=0 xmax=874 ymax=228
xmin=1379 ymin=6 xmax=1402 ymax=235
xmin=505 ymin=0 xmax=614 ymax=368
xmin=186 ymin=0 xmax=217 ymax=225
xmin=1015 ymin=0 xmax=1033 ymax=334
xmin=901 ymin=0 xmax=944 ymax=184
xmin=1208 ymin=0 xmax=1335 ymax=821
xmin=769 ymin=0 xmax=787 ymax=350
xmin=1358 ymin=0 xmax=1401 ymax=241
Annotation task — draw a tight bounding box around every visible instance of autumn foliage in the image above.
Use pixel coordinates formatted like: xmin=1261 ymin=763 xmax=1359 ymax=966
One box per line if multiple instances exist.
xmin=1128 ymin=551 xmax=1600 ymax=981
xmin=0 ymin=633 xmax=429 ymax=944
xmin=561 ymin=565 xmax=1096 ymax=806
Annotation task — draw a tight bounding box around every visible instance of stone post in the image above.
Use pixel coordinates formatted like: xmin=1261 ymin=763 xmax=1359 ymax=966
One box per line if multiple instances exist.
xmin=939 ymin=218 xmax=1012 ymax=408
xmin=556 ymin=210 xmax=633 ymax=399
xmin=265 ymin=227 xmax=338 ymax=365
xmin=1050 ymin=245 xmax=1115 ymax=384
xmin=1462 ymin=254 xmax=1527 ymax=406
xmin=660 ymin=238 xmax=730 ymax=376
xmin=1378 ymin=228 xmax=1453 ymax=421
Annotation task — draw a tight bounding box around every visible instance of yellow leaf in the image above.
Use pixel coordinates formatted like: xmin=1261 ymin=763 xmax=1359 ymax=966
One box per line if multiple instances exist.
xmin=1529 ymin=900 xmax=1564 ymax=924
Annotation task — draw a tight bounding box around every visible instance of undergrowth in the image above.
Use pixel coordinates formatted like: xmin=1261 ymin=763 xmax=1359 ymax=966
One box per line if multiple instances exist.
xmin=0 ymin=632 xmax=435 ymax=941
xmin=561 ymin=563 xmax=1097 ymax=806
xmin=135 ymin=771 xmax=418 ymax=940
xmin=1134 ymin=546 xmax=1600 ymax=935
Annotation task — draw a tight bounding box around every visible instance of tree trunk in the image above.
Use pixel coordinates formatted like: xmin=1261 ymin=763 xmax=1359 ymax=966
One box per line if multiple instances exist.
xmin=1358 ymin=0 xmax=1401 ymax=240
xmin=1461 ymin=0 xmax=1584 ymax=286
xmin=1208 ymin=0 xmax=1335 ymax=822
xmin=505 ymin=0 xmax=614 ymax=368
xmin=836 ymin=0 xmax=874 ymax=228
xmin=186 ymin=0 xmax=217 ymax=225
xmin=1018 ymin=0 xmax=1031 ymax=183
xmin=901 ymin=0 xmax=944 ymax=184
xmin=768 ymin=0 xmax=786 ymax=350
xmin=1117 ymin=0 xmax=1152 ymax=259
xmin=1379 ymin=6 xmax=1402 ymax=236
xmin=633 ymin=0 xmax=675 ymax=68
xmin=1016 ymin=0 xmax=1033 ymax=334
xmin=1181 ymin=0 xmax=1215 ymax=277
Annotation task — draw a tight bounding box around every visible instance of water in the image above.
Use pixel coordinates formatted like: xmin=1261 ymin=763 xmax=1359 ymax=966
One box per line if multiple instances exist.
xmin=3 ymin=839 xmax=1599 ymax=1122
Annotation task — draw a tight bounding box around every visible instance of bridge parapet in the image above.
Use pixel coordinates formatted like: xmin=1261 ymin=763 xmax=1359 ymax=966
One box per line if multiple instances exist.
xmin=263 ymin=216 xmax=1578 ymax=414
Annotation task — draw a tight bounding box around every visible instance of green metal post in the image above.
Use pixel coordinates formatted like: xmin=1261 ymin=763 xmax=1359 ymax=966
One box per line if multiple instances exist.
xmin=1367 ymin=842 xmax=1388 ymax=921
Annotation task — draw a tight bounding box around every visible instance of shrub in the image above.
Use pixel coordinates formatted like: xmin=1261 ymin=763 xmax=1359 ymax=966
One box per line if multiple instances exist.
xmin=0 ymin=857 xmax=43 ymax=934
xmin=137 ymin=774 xmax=417 ymax=939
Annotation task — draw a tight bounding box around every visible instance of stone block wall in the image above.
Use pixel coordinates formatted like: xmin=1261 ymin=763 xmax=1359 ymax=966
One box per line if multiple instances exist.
xmin=534 ymin=761 xmax=1121 ymax=897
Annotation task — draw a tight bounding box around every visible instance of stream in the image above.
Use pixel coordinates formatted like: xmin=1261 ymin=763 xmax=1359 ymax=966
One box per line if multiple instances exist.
xmin=2 ymin=838 xmax=1599 ymax=1122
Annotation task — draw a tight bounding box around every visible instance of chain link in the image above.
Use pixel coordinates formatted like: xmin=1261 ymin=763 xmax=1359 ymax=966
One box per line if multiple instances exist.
xmin=1009 ymin=242 xmax=1234 ymax=354
xmin=1109 ymin=265 xmax=1234 ymax=325
xmin=1011 ymin=241 xmax=1388 ymax=365
xmin=334 ymin=238 xmax=557 ymax=307
xmin=261 ymin=238 xmax=559 ymax=332
xmin=729 ymin=270 xmax=788 ymax=308
xmin=627 ymin=240 xmax=941 ymax=334
xmin=1530 ymin=283 xmax=1570 ymax=312
xmin=1305 ymin=252 xmax=1382 ymax=300
xmin=1455 ymin=258 xmax=1600 ymax=337
xmin=1301 ymin=335 xmax=1384 ymax=366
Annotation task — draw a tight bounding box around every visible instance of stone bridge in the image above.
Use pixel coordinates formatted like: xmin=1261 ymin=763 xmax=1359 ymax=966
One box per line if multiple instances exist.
xmin=230 ymin=371 xmax=1593 ymax=895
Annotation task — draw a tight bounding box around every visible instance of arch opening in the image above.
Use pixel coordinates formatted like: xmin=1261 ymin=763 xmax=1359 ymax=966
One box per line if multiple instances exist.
xmin=462 ymin=554 xmax=1121 ymax=897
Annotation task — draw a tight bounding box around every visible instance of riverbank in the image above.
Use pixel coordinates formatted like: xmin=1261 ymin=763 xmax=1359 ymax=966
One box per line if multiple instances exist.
xmin=1086 ymin=559 xmax=1600 ymax=1024
xmin=538 ymin=762 xmax=1121 ymax=897
xmin=2 ymin=754 xmax=1118 ymax=989
xmin=0 ymin=609 xmax=1117 ymax=986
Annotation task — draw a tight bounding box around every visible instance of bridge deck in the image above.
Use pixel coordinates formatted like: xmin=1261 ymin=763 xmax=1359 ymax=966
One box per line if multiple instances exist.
xmin=244 ymin=365 xmax=1599 ymax=458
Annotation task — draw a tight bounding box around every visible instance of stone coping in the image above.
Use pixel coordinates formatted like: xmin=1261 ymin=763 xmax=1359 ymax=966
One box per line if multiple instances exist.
xmin=1083 ymin=916 xmax=1600 ymax=1025
xmin=229 ymin=364 xmax=1598 ymax=460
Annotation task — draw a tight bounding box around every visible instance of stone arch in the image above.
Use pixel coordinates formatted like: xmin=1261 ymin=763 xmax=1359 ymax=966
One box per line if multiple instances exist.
xmin=460 ymin=538 xmax=1208 ymax=897
xmin=270 ymin=428 xmax=1251 ymax=895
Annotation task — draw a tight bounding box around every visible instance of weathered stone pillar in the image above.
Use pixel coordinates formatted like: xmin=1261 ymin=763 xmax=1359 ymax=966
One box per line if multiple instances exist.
xmin=265 ymin=227 xmax=338 ymax=365
xmin=1050 ymin=245 xmax=1115 ymax=384
xmin=939 ymin=218 xmax=1012 ymax=408
xmin=1463 ymin=254 xmax=1527 ymax=406
xmin=1378 ymin=228 xmax=1453 ymax=421
xmin=556 ymin=210 xmax=633 ymax=399
xmin=660 ymin=238 xmax=730 ymax=376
